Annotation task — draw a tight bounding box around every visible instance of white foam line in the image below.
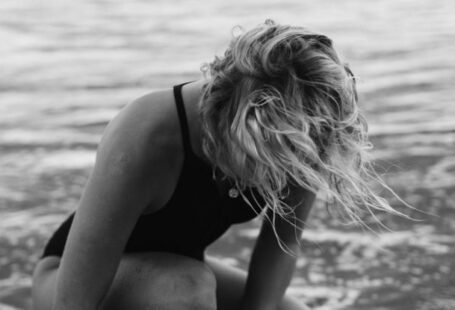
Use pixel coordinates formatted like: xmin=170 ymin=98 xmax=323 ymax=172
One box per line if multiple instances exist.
xmin=36 ymin=149 xmax=95 ymax=170
xmin=369 ymin=120 xmax=455 ymax=136
xmin=240 ymin=225 xmax=453 ymax=253
xmin=287 ymin=284 xmax=360 ymax=310
xmin=0 ymin=129 xmax=99 ymax=145
xmin=0 ymin=210 xmax=67 ymax=238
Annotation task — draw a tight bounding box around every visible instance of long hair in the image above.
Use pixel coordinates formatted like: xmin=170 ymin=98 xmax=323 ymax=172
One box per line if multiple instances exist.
xmin=199 ymin=20 xmax=409 ymax=246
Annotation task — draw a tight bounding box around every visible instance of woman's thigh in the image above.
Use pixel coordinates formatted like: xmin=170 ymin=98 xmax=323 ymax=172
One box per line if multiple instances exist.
xmin=32 ymin=252 xmax=217 ymax=310
xmin=204 ymin=255 xmax=309 ymax=310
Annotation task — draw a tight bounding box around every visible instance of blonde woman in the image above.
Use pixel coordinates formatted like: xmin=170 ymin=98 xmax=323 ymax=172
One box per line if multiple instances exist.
xmin=32 ymin=20 xmax=395 ymax=310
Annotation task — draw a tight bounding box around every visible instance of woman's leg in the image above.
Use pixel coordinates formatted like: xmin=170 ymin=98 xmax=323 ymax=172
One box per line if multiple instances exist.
xmin=205 ymin=255 xmax=309 ymax=310
xmin=32 ymin=252 xmax=217 ymax=310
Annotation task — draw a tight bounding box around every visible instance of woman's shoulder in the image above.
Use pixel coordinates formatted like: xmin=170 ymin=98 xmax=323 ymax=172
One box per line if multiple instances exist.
xmin=121 ymin=88 xmax=177 ymax=138
xmin=106 ymin=88 xmax=180 ymax=153
xmin=94 ymin=86 xmax=185 ymax=210
xmin=98 ymin=87 xmax=182 ymax=180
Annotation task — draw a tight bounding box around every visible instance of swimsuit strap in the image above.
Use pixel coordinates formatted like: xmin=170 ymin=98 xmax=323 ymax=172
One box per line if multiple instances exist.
xmin=173 ymin=81 xmax=195 ymax=159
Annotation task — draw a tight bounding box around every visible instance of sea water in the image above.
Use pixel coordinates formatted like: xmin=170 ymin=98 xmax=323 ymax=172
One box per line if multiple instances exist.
xmin=1 ymin=0 xmax=454 ymax=309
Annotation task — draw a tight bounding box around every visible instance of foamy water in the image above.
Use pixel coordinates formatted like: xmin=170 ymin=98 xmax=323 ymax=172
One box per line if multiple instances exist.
xmin=1 ymin=0 xmax=455 ymax=309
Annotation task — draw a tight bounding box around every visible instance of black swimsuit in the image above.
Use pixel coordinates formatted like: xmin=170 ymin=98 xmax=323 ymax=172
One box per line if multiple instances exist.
xmin=40 ymin=82 xmax=266 ymax=261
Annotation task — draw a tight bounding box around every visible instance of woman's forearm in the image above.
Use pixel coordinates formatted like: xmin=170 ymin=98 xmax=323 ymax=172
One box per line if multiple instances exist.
xmin=241 ymin=188 xmax=315 ymax=310
xmin=52 ymin=230 xmax=121 ymax=310
xmin=240 ymin=223 xmax=300 ymax=310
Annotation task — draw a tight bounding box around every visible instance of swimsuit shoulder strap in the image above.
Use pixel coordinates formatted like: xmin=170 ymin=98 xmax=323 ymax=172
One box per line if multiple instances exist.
xmin=173 ymin=81 xmax=195 ymax=158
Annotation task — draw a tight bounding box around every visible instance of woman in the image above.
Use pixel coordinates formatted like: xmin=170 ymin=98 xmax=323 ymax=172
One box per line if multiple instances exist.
xmin=32 ymin=20 xmax=397 ymax=310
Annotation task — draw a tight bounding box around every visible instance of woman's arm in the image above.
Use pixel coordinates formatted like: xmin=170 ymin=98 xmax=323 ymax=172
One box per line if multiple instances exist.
xmin=240 ymin=186 xmax=316 ymax=310
xmin=52 ymin=94 xmax=174 ymax=310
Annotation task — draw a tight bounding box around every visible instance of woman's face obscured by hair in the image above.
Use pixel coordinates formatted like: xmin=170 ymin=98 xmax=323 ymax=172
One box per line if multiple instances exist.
xmin=198 ymin=20 xmax=396 ymax=237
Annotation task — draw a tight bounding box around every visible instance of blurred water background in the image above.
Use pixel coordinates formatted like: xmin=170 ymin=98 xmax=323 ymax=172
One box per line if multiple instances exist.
xmin=1 ymin=0 xmax=455 ymax=309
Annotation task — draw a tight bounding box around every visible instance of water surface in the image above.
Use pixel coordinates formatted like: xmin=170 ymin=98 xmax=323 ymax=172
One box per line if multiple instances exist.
xmin=1 ymin=0 xmax=455 ymax=309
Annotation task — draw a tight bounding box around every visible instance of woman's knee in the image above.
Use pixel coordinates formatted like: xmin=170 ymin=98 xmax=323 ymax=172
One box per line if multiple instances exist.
xmin=104 ymin=252 xmax=217 ymax=310
xmin=179 ymin=261 xmax=217 ymax=309
xmin=31 ymin=253 xmax=217 ymax=310
xmin=159 ymin=264 xmax=217 ymax=310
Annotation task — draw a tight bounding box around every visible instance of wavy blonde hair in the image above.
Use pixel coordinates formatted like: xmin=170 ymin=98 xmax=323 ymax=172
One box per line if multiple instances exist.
xmin=199 ymin=20 xmax=409 ymax=244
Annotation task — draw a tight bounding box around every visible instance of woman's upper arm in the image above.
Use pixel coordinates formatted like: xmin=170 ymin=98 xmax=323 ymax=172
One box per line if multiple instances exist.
xmin=53 ymin=94 xmax=172 ymax=309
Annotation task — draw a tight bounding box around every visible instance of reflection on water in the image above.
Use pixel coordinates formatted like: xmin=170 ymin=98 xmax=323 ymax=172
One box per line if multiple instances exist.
xmin=1 ymin=0 xmax=455 ymax=309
